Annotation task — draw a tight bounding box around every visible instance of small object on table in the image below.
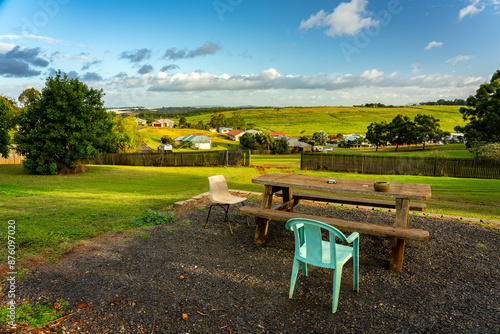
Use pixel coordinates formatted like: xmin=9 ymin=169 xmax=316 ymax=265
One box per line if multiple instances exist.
xmin=374 ymin=181 xmax=390 ymax=192
xmin=327 ymin=180 xmax=337 ymax=184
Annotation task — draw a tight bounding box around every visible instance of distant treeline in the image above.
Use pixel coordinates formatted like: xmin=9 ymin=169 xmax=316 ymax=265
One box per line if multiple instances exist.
xmin=136 ymin=107 xmax=242 ymax=122
xmin=419 ymin=99 xmax=466 ymax=106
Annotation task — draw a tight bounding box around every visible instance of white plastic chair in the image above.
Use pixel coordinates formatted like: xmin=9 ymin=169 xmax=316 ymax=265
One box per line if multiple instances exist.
xmin=205 ymin=175 xmax=250 ymax=234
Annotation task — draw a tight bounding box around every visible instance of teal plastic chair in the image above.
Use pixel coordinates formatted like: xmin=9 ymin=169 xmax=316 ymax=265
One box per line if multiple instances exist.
xmin=285 ymin=218 xmax=359 ymax=314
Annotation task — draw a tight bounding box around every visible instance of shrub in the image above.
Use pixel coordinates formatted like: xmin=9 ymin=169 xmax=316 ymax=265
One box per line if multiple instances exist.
xmin=131 ymin=209 xmax=176 ymax=227
xmin=468 ymin=142 xmax=500 ymax=159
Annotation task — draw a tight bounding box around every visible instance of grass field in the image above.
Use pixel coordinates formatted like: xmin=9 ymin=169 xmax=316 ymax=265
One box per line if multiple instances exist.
xmin=1 ymin=161 xmax=498 ymax=264
xmin=185 ymin=105 xmax=467 ymax=137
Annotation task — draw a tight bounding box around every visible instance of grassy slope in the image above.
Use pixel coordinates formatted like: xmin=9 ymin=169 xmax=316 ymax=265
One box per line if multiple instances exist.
xmin=1 ymin=162 xmax=498 ymax=262
xmin=186 ymin=105 xmax=466 ymax=137
xmin=139 ymin=127 xmax=239 ymax=151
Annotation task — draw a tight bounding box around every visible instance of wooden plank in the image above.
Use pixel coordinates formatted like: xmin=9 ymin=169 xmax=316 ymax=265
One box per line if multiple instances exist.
xmin=252 ymin=173 xmax=431 ymax=200
xmin=290 ymin=192 xmax=426 ymax=211
xmin=240 ymin=206 xmax=429 ymax=242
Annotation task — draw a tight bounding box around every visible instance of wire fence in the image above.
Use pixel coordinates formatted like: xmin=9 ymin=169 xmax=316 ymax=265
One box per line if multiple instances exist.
xmin=300 ymin=153 xmax=500 ymax=179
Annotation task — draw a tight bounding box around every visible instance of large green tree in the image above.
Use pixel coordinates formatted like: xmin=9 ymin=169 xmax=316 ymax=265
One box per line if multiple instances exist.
xmin=455 ymin=69 xmax=500 ymax=147
xmin=105 ymin=114 xmax=142 ymax=153
xmin=365 ymin=121 xmax=389 ymax=151
xmin=414 ymin=114 xmax=441 ymax=149
xmin=0 ymin=97 xmax=15 ymax=158
xmin=14 ymin=72 xmax=113 ymax=174
xmin=387 ymin=114 xmax=416 ymax=150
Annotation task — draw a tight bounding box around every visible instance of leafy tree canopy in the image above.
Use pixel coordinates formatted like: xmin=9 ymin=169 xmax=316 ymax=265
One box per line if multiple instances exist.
xmin=455 ymin=69 xmax=500 ymax=147
xmin=14 ymin=71 xmax=113 ymax=174
xmin=312 ymin=131 xmax=328 ymax=146
xmin=0 ymin=97 xmax=15 ymax=158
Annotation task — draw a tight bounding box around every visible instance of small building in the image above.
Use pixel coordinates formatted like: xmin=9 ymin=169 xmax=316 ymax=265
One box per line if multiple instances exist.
xmin=246 ymin=129 xmax=262 ymax=135
xmin=174 ymin=135 xmax=212 ymax=150
xmin=287 ymin=139 xmax=312 ymax=152
xmin=227 ymin=130 xmax=245 ymax=141
xmin=135 ymin=118 xmax=147 ymax=126
xmin=269 ymin=131 xmax=284 ymax=139
xmin=151 ymin=118 xmax=175 ymax=128
xmin=218 ymin=127 xmax=232 ymax=134
xmin=158 ymin=144 xmax=173 ymax=152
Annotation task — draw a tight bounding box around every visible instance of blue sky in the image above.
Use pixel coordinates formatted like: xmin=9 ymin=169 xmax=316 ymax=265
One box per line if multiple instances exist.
xmin=0 ymin=0 xmax=499 ymax=107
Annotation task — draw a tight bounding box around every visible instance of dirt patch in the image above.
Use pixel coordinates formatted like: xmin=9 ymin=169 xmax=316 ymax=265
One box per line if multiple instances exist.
xmin=1 ymin=200 xmax=499 ymax=333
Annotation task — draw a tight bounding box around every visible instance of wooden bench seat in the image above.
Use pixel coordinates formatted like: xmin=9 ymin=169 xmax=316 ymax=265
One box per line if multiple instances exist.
xmin=286 ymin=192 xmax=427 ymax=211
xmin=239 ymin=206 xmax=429 ymax=242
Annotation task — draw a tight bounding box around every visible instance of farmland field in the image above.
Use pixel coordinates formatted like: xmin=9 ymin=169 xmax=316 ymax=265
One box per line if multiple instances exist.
xmin=184 ymin=105 xmax=467 ymax=137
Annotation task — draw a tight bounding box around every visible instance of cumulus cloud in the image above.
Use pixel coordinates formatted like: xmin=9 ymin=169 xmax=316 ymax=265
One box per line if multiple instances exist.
xmin=0 ymin=46 xmax=49 ymax=77
xmin=360 ymin=69 xmax=383 ymax=79
xmin=160 ymin=64 xmax=180 ymax=72
xmin=446 ymin=55 xmax=472 ymax=65
xmin=425 ymin=41 xmax=443 ymax=50
xmin=299 ymin=0 xmax=378 ymax=37
xmin=119 ymin=48 xmax=151 ymax=63
xmin=81 ymin=60 xmax=103 ymax=71
xmin=163 ymin=42 xmax=220 ymax=60
xmin=138 ymin=64 xmax=154 ymax=75
xmin=459 ymin=0 xmax=485 ymax=19
xmin=81 ymin=72 xmax=103 ymax=81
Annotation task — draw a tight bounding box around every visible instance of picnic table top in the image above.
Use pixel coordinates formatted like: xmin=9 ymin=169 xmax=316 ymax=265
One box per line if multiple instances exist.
xmin=252 ymin=173 xmax=432 ymax=201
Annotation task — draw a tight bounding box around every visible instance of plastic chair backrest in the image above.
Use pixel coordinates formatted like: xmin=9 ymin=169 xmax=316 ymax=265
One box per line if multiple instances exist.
xmin=208 ymin=175 xmax=229 ymax=202
xmin=286 ymin=218 xmax=350 ymax=269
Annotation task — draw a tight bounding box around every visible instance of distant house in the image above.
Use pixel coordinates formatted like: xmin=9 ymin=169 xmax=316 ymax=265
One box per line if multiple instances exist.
xmin=151 ymin=118 xmax=175 ymax=128
xmin=218 ymin=127 xmax=232 ymax=134
xmin=135 ymin=118 xmax=147 ymax=126
xmin=287 ymin=138 xmax=312 ymax=152
xmin=329 ymin=136 xmax=342 ymax=142
xmin=269 ymin=131 xmax=284 ymax=139
xmin=445 ymin=133 xmax=465 ymax=144
xmin=246 ymin=129 xmax=262 ymax=135
xmin=227 ymin=130 xmax=245 ymax=141
xmin=174 ymin=135 xmax=212 ymax=150
xmin=209 ymin=128 xmax=218 ymax=133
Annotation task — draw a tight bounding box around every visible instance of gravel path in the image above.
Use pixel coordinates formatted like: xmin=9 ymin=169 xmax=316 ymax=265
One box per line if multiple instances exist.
xmin=2 ymin=198 xmax=499 ymax=333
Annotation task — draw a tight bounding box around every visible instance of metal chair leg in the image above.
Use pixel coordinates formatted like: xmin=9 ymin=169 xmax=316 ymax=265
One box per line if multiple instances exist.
xmin=205 ymin=204 xmax=215 ymax=229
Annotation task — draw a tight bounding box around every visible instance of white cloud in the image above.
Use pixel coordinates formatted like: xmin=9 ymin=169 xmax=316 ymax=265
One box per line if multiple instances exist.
xmin=360 ymin=69 xmax=383 ymax=79
xmin=0 ymin=34 xmax=63 ymax=44
xmin=459 ymin=0 xmax=485 ymax=19
xmin=0 ymin=42 xmax=15 ymax=53
xmin=446 ymin=55 xmax=472 ymax=65
xmin=411 ymin=63 xmax=421 ymax=73
xmin=299 ymin=0 xmax=379 ymax=37
xmin=425 ymin=41 xmax=444 ymax=50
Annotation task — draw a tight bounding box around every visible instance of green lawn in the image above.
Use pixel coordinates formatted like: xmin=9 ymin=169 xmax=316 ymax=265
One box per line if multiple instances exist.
xmin=1 ymin=162 xmax=498 ymax=264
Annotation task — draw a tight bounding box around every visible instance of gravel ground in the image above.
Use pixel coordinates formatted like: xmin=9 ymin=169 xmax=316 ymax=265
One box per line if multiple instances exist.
xmin=2 ymin=197 xmax=499 ymax=334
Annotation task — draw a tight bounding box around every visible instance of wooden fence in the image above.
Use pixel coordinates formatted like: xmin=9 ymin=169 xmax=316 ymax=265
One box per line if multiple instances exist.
xmin=86 ymin=150 xmax=251 ymax=167
xmin=300 ymin=153 xmax=500 ymax=179
xmin=0 ymin=150 xmax=24 ymax=164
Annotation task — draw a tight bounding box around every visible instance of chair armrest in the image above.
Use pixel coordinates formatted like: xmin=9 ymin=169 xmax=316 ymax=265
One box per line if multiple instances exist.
xmin=346 ymin=232 xmax=359 ymax=244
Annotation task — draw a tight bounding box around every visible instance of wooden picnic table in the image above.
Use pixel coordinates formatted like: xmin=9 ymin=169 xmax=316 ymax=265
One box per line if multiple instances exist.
xmin=249 ymin=173 xmax=432 ymax=271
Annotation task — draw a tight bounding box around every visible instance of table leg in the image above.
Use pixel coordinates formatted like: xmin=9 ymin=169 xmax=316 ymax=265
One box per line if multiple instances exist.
xmin=390 ymin=198 xmax=410 ymax=271
xmin=282 ymin=187 xmax=293 ymax=212
xmin=254 ymin=185 xmax=273 ymax=245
